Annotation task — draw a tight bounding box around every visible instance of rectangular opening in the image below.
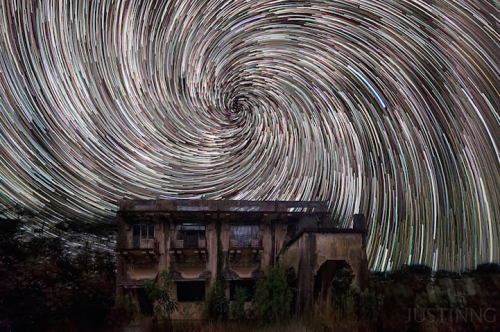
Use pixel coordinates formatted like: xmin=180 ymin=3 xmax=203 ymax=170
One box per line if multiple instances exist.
xmin=173 ymin=224 xmax=206 ymax=248
xmin=177 ymin=281 xmax=206 ymax=302
xmin=133 ymin=223 xmax=154 ymax=239
xmin=148 ymin=223 xmax=155 ymax=239
xmin=229 ymin=280 xmax=256 ymax=301
xmin=230 ymin=225 xmax=260 ymax=247
xmin=136 ymin=288 xmax=154 ymax=316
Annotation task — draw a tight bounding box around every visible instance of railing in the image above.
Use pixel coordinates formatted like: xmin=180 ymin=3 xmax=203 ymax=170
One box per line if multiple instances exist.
xmin=117 ymin=235 xmax=160 ymax=254
xmin=170 ymin=234 xmax=206 ymax=249
xmin=229 ymin=235 xmax=262 ymax=248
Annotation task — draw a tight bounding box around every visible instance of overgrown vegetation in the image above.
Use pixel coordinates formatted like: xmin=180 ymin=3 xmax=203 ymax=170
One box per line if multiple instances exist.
xmin=106 ymin=295 xmax=136 ymax=330
xmin=142 ymin=270 xmax=178 ymax=325
xmin=203 ymin=223 xmax=229 ymax=322
xmin=0 ymin=205 xmax=117 ymax=332
xmin=230 ymin=287 xmax=248 ymax=320
xmin=2 ymin=205 xmax=500 ymax=331
xmin=252 ymin=263 xmax=294 ymax=324
xmin=330 ymin=268 xmax=378 ymax=321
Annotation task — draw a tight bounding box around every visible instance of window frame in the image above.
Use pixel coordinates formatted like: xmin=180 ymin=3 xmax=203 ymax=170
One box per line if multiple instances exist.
xmin=132 ymin=223 xmax=155 ymax=239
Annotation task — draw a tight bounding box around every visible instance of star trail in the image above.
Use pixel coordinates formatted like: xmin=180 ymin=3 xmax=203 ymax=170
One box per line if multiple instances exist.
xmin=1 ymin=0 xmax=500 ymax=271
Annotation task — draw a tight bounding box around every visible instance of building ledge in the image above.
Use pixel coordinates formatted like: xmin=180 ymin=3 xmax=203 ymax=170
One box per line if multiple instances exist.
xmin=116 ymin=248 xmax=160 ymax=261
xmin=170 ymin=248 xmax=208 ymax=263
xmin=285 ymin=228 xmax=368 ymax=248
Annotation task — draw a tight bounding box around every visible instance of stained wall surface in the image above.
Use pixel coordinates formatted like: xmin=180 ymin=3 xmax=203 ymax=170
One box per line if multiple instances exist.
xmin=115 ymin=199 xmax=368 ymax=318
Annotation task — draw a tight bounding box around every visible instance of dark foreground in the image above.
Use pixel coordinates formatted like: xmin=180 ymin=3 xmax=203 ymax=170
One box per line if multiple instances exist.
xmin=1 ymin=217 xmax=499 ymax=331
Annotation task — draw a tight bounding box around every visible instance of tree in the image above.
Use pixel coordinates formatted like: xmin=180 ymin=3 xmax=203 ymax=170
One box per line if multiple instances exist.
xmin=231 ymin=287 xmax=248 ymax=320
xmin=142 ymin=270 xmax=177 ymax=325
xmin=204 ymin=230 xmax=229 ymax=321
xmin=253 ymin=263 xmax=294 ymax=324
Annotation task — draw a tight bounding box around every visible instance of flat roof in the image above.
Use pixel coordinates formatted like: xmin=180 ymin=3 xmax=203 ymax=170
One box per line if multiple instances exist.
xmin=118 ymin=199 xmax=328 ymax=213
xmin=118 ymin=199 xmax=329 ymax=224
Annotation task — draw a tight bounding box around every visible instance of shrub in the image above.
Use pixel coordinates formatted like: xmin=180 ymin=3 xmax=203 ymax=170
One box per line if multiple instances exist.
xmin=331 ymin=268 xmax=352 ymax=309
xmin=330 ymin=268 xmax=378 ymax=321
xmin=204 ymin=235 xmax=229 ymax=321
xmin=106 ymin=295 xmax=136 ymax=329
xmin=253 ymin=263 xmax=294 ymax=324
xmin=231 ymin=287 xmax=248 ymax=320
xmin=142 ymin=270 xmax=177 ymax=323
xmin=347 ymin=285 xmax=378 ymax=320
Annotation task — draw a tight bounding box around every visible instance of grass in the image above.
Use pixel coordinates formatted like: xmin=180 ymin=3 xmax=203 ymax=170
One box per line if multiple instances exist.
xmin=110 ymin=300 xmax=376 ymax=332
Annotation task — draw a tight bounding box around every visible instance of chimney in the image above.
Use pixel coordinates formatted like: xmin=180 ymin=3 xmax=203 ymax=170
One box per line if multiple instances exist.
xmin=353 ymin=214 xmax=366 ymax=231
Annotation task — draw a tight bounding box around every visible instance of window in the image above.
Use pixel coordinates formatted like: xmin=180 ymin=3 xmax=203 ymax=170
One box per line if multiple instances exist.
xmin=173 ymin=224 xmax=206 ymax=248
xmin=177 ymin=281 xmax=206 ymax=302
xmin=133 ymin=223 xmax=155 ymax=239
xmin=229 ymin=280 xmax=256 ymax=301
xmin=230 ymin=225 xmax=259 ymax=247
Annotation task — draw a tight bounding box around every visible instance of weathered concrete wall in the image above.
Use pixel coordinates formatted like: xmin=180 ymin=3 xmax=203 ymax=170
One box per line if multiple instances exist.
xmin=315 ymin=233 xmax=368 ymax=289
xmin=117 ymin=199 xmax=364 ymax=319
xmin=279 ymin=231 xmax=369 ymax=313
xmin=206 ymin=221 xmax=217 ymax=287
xmin=157 ymin=221 xmax=166 ymax=271
xmin=276 ymin=221 xmax=288 ymax=254
xmin=262 ymin=223 xmax=273 ymax=268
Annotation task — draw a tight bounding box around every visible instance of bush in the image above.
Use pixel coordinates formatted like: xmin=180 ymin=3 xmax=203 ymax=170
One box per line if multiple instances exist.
xmin=142 ymin=270 xmax=177 ymax=323
xmin=347 ymin=285 xmax=378 ymax=320
xmin=330 ymin=268 xmax=378 ymax=321
xmin=331 ymin=268 xmax=352 ymax=309
xmin=231 ymin=287 xmax=248 ymax=320
xmin=253 ymin=263 xmax=294 ymax=324
xmin=106 ymin=295 xmax=136 ymax=329
xmin=204 ymin=236 xmax=229 ymax=321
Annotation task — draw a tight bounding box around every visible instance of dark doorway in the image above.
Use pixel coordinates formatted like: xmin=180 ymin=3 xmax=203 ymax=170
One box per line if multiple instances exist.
xmin=313 ymin=260 xmax=352 ymax=304
xmin=286 ymin=267 xmax=298 ymax=316
xmin=136 ymin=288 xmax=154 ymax=316
xmin=177 ymin=281 xmax=206 ymax=302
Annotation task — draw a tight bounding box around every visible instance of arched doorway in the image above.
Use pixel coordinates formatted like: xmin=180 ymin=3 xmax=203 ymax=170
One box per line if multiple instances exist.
xmin=313 ymin=260 xmax=353 ymax=304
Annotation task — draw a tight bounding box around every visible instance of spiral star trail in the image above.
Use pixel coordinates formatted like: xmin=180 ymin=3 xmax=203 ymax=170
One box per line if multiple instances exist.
xmin=1 ymin=0 xmax=500 ymax=271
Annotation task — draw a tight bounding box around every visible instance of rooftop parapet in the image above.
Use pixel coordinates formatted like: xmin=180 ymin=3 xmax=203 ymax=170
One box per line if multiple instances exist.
xmin=119 ymin=199 xmax=328 ymax=213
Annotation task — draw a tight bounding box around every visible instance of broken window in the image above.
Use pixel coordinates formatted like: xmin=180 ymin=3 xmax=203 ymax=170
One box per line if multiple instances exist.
xmin=229 ymin=280 xmax=256 ymax=301
xmin=177 ymin=281 xmax=206 ymax=302
xmin=230 ymin=225 xmax=260 ymax=247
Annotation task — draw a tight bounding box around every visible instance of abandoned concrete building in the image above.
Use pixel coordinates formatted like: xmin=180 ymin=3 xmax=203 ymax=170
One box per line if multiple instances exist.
xmin=115 ymin=199 xmax=369 ymax=318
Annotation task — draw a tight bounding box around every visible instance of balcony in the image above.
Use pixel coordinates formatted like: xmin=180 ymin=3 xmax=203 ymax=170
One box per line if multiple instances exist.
xmin=229 ymin=234 xmax=262 ymax=248
xmin=228 ymin=234 xmax=263 ymax=265
xmin=170 ymin=234 xmax=207 ymax=264
xmin=170 ymin=235 xmax=206 ymax=249
xmin=116 ymin=235 xmax=160 ymax=258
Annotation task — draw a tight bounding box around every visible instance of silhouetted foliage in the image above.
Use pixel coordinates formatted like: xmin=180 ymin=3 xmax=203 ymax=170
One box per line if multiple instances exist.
xmin=204 ymin=234 xmax=229 ymax=322
xmin=0 ymin=205 xmax=116 ymax=332
xmin=476 ymin=263 xmax=500 ymax=275
xmin=331 ymin=267 xmax=353 ymax=309
xmin=230 ymin=287 xmax=248 ymax=320
xmin=142 ymin=270 xmax=177 ymax=323
xmin=252 ymin=263 xmax=294 ymax=324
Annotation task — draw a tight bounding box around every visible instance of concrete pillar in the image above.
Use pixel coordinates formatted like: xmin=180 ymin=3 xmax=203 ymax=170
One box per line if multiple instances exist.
xmin=353 ymin=214 xmax=366 ymax=231
xmin=296 ymin=233 xmax=316 ymax=313
xmin=207 ymin=220 xmax=217 ymax=287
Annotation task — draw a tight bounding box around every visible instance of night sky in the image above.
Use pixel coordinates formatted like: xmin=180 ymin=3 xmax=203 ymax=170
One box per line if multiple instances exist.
xmin=0 ymin=0 xmax=500 ymax=271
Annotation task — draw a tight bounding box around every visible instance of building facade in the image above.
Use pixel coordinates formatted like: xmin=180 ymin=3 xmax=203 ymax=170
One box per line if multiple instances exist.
xmin=115 ymin=199 xmax=369 ymax=318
